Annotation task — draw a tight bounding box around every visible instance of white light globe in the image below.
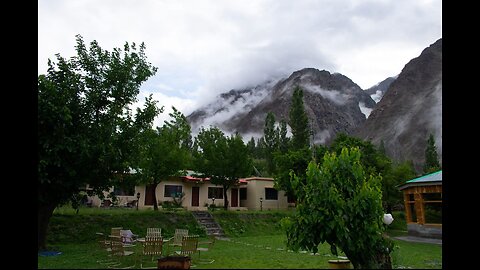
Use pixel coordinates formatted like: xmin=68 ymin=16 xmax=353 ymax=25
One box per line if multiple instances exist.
xmin=383 ymin=213 xmax=394 ymax=225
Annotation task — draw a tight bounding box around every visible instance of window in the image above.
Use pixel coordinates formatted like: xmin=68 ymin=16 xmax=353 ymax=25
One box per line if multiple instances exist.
xmin=113 ymin=186 xmax=135 ymax=196
xmin=164 ymin=185 xmax=183 ymax=198
xmin=240 ymin=188 xmax=247 ymax=200
xmin=265 ymin=188 xmax=278 ymax=200
xmin=208 ymin=187 xmax=224 ymax=199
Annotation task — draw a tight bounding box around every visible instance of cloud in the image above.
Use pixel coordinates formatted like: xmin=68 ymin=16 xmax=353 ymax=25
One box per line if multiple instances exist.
xmin=39 ymin=0 xmax=442 ymax=124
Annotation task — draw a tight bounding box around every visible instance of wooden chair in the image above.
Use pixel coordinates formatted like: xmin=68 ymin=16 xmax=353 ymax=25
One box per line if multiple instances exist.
xmin=175 ymin=235 xmax=199 ymax=257
xmin=111 ymin=227 xmax=123 ymax=237
xmin=196 ymin=235 xmax=216 ymax=264
xmin=109 ymin=235 xmax=135 ymax=268
xmin=139 ymin=236 xmax=164 ymax=268
xmin=167 ymin=229 xmax=189 ymax=254
xmin=146 ymin=228 xmax=162 ymax=238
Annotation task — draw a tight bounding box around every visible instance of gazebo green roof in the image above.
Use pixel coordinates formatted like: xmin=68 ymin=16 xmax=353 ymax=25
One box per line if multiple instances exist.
xmin=398 ymin=170 xmax=442 ymax=190
xmin=406 ymin=170 xmax=442 ymax=183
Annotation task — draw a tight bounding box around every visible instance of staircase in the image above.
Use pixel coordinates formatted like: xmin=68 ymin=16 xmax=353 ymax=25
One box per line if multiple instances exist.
xmin=191 ymin=211 xmax=225 ymax=237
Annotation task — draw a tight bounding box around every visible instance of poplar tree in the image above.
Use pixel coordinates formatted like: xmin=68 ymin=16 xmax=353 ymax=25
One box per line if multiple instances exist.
xmin=423 ymin=133 xmax=441 ymax=174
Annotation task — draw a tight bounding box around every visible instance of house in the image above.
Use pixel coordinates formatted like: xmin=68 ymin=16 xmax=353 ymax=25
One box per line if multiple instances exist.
xmin=398 ymin=170 xmax=442 ymax=239
xmin=88 ymin=170 xmax=293 ymax=211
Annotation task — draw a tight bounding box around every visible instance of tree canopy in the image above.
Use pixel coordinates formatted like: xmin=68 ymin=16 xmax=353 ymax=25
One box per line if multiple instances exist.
xmin=135 ymin=106 xmax=192 ymax=210
xmin=282 ymin=147 xmax=393 ymax=269
xmin=193 ymin=127 xmax=252 ymax=210
xmin=38 ymin=35 xmax=158 ymax=250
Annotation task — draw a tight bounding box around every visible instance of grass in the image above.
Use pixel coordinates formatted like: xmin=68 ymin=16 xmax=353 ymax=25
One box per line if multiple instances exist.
xmin=38 ymin=206 xmax=442 ymax=269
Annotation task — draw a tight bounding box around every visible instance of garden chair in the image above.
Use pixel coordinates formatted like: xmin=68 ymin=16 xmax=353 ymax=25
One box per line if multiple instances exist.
xmin=96 ymin=232 xmax=110 ymax=251
xmin=167 ymin=228 xmax=188 ymax=254
xmin=111 ymin=227 xmax=123 ymax=237
xmin=138 ymin=235 xmax=164 ymax=269
xmin=175 ymin=235 xmax=199 ymax=257
xmin=196 ymin=235 xmax=216 ymax=264
xmin=109 ymin=235 xmax=135 ymax=269
xmin=146 ymin=227 xmax=162 ymax=238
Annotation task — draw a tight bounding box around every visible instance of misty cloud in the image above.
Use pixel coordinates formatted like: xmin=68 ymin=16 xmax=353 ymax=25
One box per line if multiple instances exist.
xmin=39 ymin=0 xmax=442 ymax=129
xmin=358 ymin=102 xmax=373 ymax=118
xmin=303 ymin=84 xmax=349 ymax=105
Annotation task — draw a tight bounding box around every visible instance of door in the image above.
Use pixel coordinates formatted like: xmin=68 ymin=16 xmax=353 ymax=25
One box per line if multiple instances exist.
xmin=144 ymin=184 xmax=156 ymax=205
xmin=191 ymin=186 xmax=200 ymax=207
xmin=231 ymin=188 xmax=238 ymax=207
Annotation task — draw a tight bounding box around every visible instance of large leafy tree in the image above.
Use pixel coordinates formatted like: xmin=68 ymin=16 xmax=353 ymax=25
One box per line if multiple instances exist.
xmin=193 ymin=127 xmax=252 ymax=210
xmin=135 ymin=107 xmax=192 ymax=210
xmin=38 ymin=35 xmax=158 ymax=250
xmin=282 ymin=147 xmax=394 ymax=269
xmin=423 ymin=133 xmax=441 ymax=174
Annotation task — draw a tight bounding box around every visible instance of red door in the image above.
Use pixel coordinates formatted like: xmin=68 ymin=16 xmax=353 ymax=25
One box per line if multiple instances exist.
xmin=191 ymin=186 xmax=200 ymax=207
xmin=231 ymin=188 xmax=238 ymax=207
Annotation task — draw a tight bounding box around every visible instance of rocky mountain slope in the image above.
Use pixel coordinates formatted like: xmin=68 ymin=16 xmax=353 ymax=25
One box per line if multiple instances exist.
xmin=354 ymin=38 xmax=442 ymax=172
xmin=365 ymin=76 xmax=397 ymax=103
xmin=188 ymin=68 xmax=376 ymax=144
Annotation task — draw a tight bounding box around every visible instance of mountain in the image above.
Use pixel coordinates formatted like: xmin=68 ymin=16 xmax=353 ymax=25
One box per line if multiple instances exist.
xmin=188 ymin=68 xmax=376 ymax=144
xmin=365 ymin=76 xmax=397 ymax=103
xmin=354 ymin=38 xmax=442 ymax=172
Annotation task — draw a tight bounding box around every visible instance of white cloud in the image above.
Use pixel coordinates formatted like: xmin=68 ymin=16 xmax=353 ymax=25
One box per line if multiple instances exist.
xmin=39 ymin=0 xmax=442 ymax=123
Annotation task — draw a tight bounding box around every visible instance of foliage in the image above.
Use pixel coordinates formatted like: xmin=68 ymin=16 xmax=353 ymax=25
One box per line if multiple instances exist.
xmin=282 ymin=147 xmax=394 ymax=269
xmin=264 ymin=112 xmax=279 ymax=175
xmin=288 ymin=86 xmax=311 ymax=150
xmin=423 ymin=133 xmax=441 ymax=174
xmin=273 ymin=147 xmax=312 ymax=201
xmin=38 ymin=34 xmax=158 ymax=250
xmin=382 ymin=161 xmax=416 ymax=212
xmin=135 ymin=106 xmax=192 ymax=210
xmin=193 ymin=127 xmax=252 ymax=209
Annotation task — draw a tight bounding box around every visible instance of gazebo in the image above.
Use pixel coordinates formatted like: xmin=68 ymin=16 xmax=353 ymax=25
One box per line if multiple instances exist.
xmin=397 ymin=170 xmax=442 ymax=239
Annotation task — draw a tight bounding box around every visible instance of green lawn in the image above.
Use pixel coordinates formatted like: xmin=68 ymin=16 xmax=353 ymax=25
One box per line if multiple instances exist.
xmin=38 ymin=207 xmax=442 ymax=269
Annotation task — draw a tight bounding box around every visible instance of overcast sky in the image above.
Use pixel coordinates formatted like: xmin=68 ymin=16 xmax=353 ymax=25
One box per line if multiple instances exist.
xmin=38 ymin=0 xmax=442 ymax=127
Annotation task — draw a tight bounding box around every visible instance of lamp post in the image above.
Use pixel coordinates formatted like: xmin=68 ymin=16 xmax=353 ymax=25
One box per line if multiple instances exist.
xmin=260 ymin=197 xmax=263 ymax=211
xmin=211 ymin=197 xmax=215 ymax=211
xmin=136 ymin=192 xmax=140 ymax=211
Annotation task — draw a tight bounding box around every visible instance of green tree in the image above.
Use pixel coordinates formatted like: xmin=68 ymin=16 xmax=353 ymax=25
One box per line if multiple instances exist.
xmin=423 ymin=133 xmax=441 ymax=174
xmin=277 ymin=119 xmax=290 ymax=154
xmin=194 ymin=127 xmax=252 ymax=210
xmin=282 ymin=147 xmax=393 ymax=269
xmin=289 ymin=86 xmax=310 ymax=150
xmin=136 ymin=107 xmax=192 ymax=210
xmin=383 ymin=161 xmax=416 ymax=212
xmin=38 ymin=35 xmax=158 ymax=250
xmin=274 ymin=87 xmax=312 ymax=203
xmin=264 ymin=112 xmax=279 ymax=175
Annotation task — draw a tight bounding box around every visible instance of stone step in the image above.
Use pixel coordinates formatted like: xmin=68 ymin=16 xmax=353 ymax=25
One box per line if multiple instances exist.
xmin=191 ymin=210 xmax=225 ymax=237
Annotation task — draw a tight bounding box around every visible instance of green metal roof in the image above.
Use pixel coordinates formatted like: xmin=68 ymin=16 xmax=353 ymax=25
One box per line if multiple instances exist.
xmin=397 ymin=170 xmax=442 ymax=191
xmin=406 ymin=170 xmax=442 ymax=183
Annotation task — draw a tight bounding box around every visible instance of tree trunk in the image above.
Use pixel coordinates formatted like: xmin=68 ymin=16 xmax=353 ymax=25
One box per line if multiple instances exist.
xmin=152 ymin=181 xmax=159 ymax=211
xmin=223 ymin=186 xmax=229 ymax=210
xmin=38 ymin=202 xmax=58 ymax=251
